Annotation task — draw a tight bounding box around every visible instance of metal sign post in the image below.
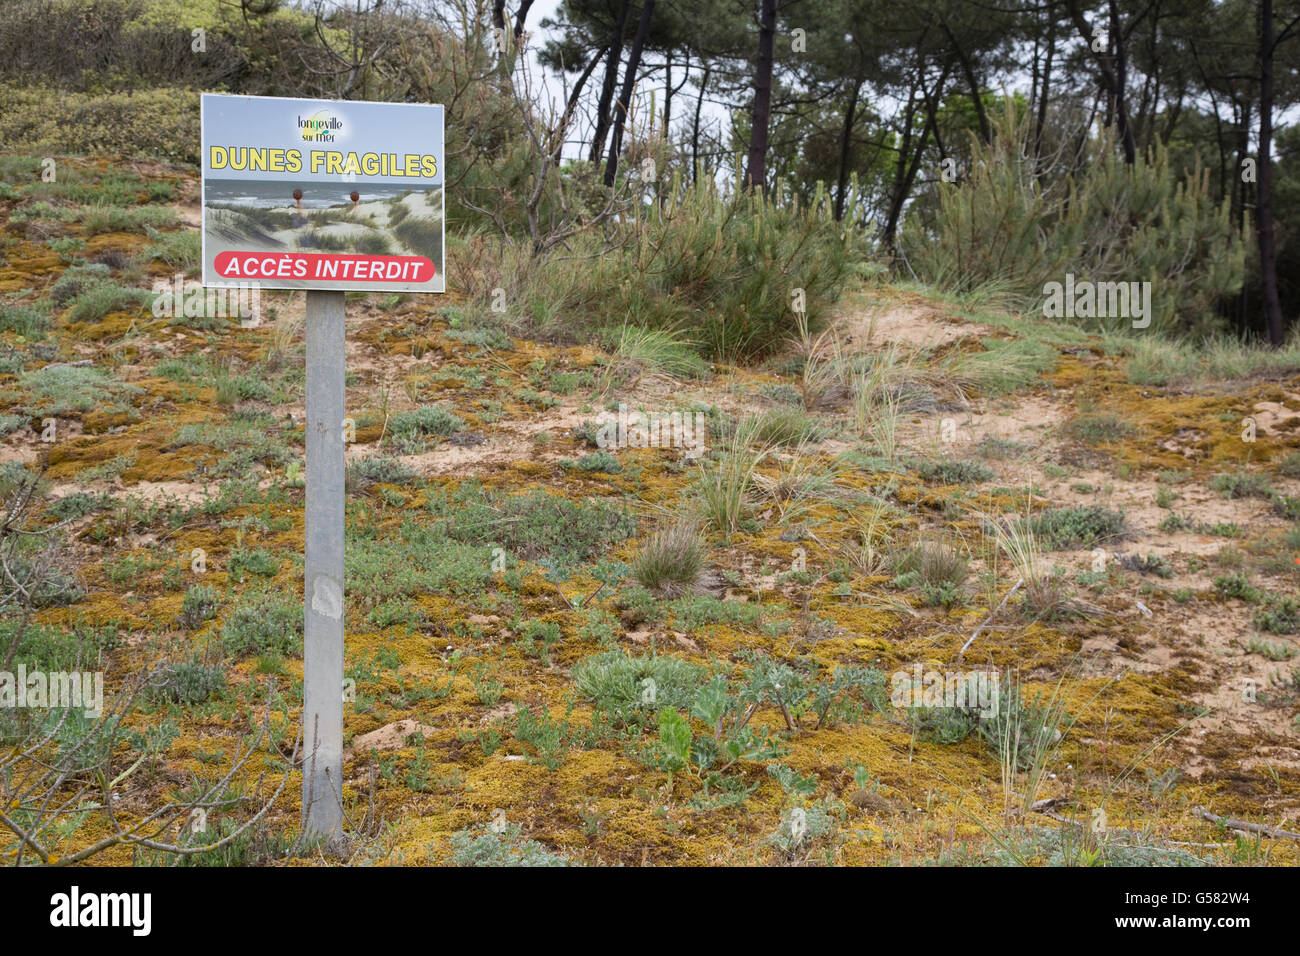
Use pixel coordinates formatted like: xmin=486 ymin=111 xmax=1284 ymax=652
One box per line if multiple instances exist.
xmin=302 ymin=289 xmax=346 ymax=842
xmin=199 ymin=94 xmax=445 ymax=844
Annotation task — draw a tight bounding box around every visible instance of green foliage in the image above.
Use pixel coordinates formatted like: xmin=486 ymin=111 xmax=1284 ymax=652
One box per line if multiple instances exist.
xmin=388 ymin=405 xmax=465 ymax=451
xmin=50 ymin=264 xmax=112 ymax=308
xmin=227 ymin=546 xmax=279 ymax=582
xmin=907 ymin=705 xmax=979 ymax=744
xmin=1120 ymin=553 xmax=1174 ymax=579
xmin=347 ymin=518 xmax=493 ymax=605
xmin=178 ymin=584 xmax=219 ymax=629
xmin=572 ymin=649 xmax=708 ymax=727
xmin=47 ymin=491 xmax=112 ymax=521
xmin=751 ymin=406 xmax=820 ymax=447
xmin=149 ymin=659 xmax=226 ymax=704
xmin=64 ymin=282 xmax=153 ymax=324
xmin=975 ymin=678 xmax=1070 ymax=773
xmin=449 ymin=823 xmax=571 ymax=867
xmin=1027 ymin=506 xmax=1125 ymax=550
xmin=902 ymin=101 xmax=1246 ymax=336
xmin=670 ymin=594 xmax=761 ymax=630
xmin=1158 ymin=512 xmax=1192 ymax=533
xmin=0 ymin=300 xmax=51 ymax=338
xmin=441 ymin=486 xmax=636 ymax=566
xmin=563 ymin=450 xmax=622 ymax=473
xmin=0 ymin=622 xmax=114 ymax=675
xmin=945 ymin=339 xmax=1058 ymax=396
xmin=694 ymin=421 xmax=767 ymax=540
xmin=516 ymin=619 xmax=562 ymax=664
xmin=79 ymin=203 xmax=177 ymax=235
xmin=1066 ymin=412 xmax=1137 ymax=445
xmin=914 ymin=459 xmax=995 ymax=483
xmin=42 ymin=708 xmax=117 ymax=771
xmin=1278 ymin=453 xmax=1300 ymax=480
xmin=767 ymin=801 xmax=840 ymax=860
xmin=346 ymin=455 xmax=419 ymax=491
xmin=974 ymin=824 xmax=1212 ymax=867
xmin=1213 ymin=572 xmax=1262 ymax=603
xmin=632 ymin=521 xmax=705 ymax=595
xmin=975 ymin=436 xmax=1031 ymax=460
xmin=512 ymin=703 xmax=574 ymax=770
xmin=444 ymin=323 xmax=512 ymax=352
xmin=2 ymin=551 xmax=83 ymax=607
xmin=1255 ymin=594 xmax=1300 ymax=634
xmin=0 ymin=84 xmax=201 ymax=163
xmin=469 ymin=180 xmax=855 ymax=362
xmin=220 ymin=591 xmax=302 ymax=657
xmin=767 ymin=763 xmax=818 ymax=797
xmin=1120 ymin=335 xmax=1300 ymax=387
xmin=1208 ymin=471 xmax=1275 ymax=500
xmin=141 ymin=227 xmax=200 ymax=273
xmin=18 ymin=364 xmax=141 ymax=417
xmin=891 ymin=539 xmax=969 ymax=592
xmin=1246 ymin=637 xmax=1298 ymax=661
xmin=172 ymin=415 xmax=292 ymax=477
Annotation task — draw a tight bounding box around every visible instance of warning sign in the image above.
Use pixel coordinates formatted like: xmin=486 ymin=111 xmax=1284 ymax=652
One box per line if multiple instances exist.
xmin=200 ymin=94 xmax=445 ymax=293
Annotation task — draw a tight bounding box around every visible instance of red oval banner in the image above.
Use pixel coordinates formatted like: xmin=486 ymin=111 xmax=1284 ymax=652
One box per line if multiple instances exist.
xmin=213 ymin=251 xmax=435 ymax=283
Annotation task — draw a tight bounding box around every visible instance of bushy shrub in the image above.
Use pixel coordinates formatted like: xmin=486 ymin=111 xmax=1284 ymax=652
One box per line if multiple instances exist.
xmin=633 ymin=521 xmax=705 ymax=596
xmin=220 ymin=591 xmax=302 ymax=657
xmin=1027 ymin=506 xmax=1125 ymax=550
xmin=389 ymin=405 xmax=465 ymax=444
xmin=346 ymin=455 xmax=419 ymax=491
xmin=572 ymin=649 xmax=708 ymax=726
xmin=449 ymin=823 xmax=571 ymax=867
xmin=445 ymin=487 xmax=637 ymax=565
xmin=0 ymin=301 xmax=51 ymax=337
xmin=0 ymin=84 xmax=201 ymax=164
xmin=914 ymin=459 xmax=995 ymax=483
xmin=457 ymin=178 xmax=856 ymax=362
xmin=64 ymin=282 xmax=153 ymax=324
xmin=901 ymin=101 xmax=1246 ymax=337
xmin=178 ymin=584 xmax=219 ymax=629
xmin=150 ymin=659 xmax=226 ymax=704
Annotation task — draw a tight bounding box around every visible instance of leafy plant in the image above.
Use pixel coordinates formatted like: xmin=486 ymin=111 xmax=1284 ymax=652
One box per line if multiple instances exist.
xmin=633 ymin=520 xmax=705 ymax=596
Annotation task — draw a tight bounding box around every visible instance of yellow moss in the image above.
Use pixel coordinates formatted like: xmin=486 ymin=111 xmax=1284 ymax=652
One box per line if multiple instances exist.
xmin=64 ymin=308 xmax=156 ymax=342
xmin=83 ymin=231 xmax=149 ymax=257
xmin=82 ymin=408 xmax=136 ymax=433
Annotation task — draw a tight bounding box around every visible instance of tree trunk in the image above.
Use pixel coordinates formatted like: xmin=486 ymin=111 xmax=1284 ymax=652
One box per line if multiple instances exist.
xmin=884 ymin=58 xmax=950 ymax=248
xmin=882 ymin=82 xmax=919 ymax=249
xmin=744 ymin=0 xmax=778 ymax=192
xmin=1066 ymin=0 xmax=1136 ymax=163
xmin=834 ymin=78 xmax=861 ymax=221
xmin=554 ymin=44 xmax=609 ymax=163
xmin=1034 ymin=18 xmax=1056 ymax=165
xmin=605 ymin=0 xmax=656 ymax=187
xmin=693 ymin=64 xmax=710 ymax=183
xmin=1259 ymin=0 xmax=1285 ymax=345
xmin=513 ymin=0 xmax=534 ymax=41
xmin=590 ymin=0 xmax=633 ymax=164
xmin=664 ymin=51 xmax=672 ymax=138
xmin=1110 ymin=0 xmax=1136 ymax=162
xmin=942 ymin=21 xmax=990 ymax=144
xmin=1236 ymin=99 xmax=1252 ymax=230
